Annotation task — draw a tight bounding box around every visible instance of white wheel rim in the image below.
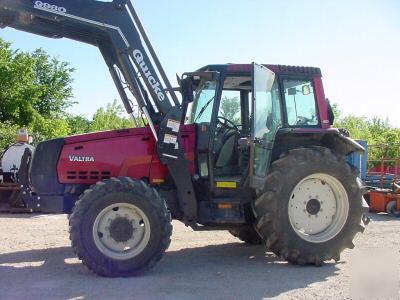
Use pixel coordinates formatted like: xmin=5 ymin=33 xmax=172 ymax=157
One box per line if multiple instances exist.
xmin=288 ymin=173 xmax=349 ymax=243
xmin=92 ymin=203 xmax=151 ymax=260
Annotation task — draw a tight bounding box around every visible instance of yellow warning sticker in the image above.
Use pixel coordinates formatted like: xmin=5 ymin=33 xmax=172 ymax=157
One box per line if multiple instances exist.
xmin=216 ymin=182 xmax=237 ymax=189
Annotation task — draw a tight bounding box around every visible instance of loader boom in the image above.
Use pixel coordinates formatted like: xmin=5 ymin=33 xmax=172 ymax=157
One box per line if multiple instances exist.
xmin=0 ymin=0 xmax=198 ymax=222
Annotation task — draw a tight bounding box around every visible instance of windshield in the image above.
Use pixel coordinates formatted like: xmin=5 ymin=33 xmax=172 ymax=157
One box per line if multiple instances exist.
xmin=188 ymin=80 xmax=217 ymax=124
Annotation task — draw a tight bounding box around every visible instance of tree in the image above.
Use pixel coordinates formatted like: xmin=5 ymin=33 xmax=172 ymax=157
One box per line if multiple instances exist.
xmin=65 ymin=114 xmax=91 ymax=135
xmin=219 ymin=96 xmax=241 ymax=124
xmin=31 ymin=49 xmax=75 ymax=117
xmin=0 ymin=39 xmax=39 ymax=126
xmin=30 ymin=112 xmax=70 ymax=142
xmin=0 ymin=122 xmax=19 ymax=150
xmin=333 ymin=105 xmax=400 ymax=162
xmin=0 ymin=38 xmax=74 ymax=126
xmin=89 ymin=100 xmax=135 ymax=132
xmin=0 ymin=38 xmax=75 ymax=146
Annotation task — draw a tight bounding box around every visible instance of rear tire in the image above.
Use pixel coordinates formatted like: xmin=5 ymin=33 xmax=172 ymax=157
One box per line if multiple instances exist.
xmin=253 ymin=147 xmax=365 ymax=265
xmin=229 ymin=225 xmax=263 ymax=245
xmin=69 ymin=177 xmax=172 ymax=277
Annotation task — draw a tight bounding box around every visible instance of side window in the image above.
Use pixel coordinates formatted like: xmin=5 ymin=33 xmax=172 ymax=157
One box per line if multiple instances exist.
xmin=189 ymin=80 xmax=217 ymax=124
xmin=254 ymin=81 xmax=281 ymax=139
xmin=283 ymin=79 xmax=318 ymax=126
xmin=218 ymin=90 xmax=241 ymax=126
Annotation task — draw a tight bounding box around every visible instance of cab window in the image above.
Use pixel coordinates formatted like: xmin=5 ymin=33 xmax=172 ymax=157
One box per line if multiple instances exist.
xmin=218 ymin=90 xmax=241 ymax=126
xmin=189 ymin=80 xmax=217 ymax=124
xmin=283 ymin=79 xmax=318 ymax=126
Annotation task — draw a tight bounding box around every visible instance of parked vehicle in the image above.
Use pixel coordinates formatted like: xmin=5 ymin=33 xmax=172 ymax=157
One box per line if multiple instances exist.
xmin=0 ymin=0 xmax=368 ymax=277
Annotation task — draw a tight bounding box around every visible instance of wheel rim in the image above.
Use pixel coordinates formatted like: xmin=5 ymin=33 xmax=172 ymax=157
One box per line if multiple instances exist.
xmin=92 ymin=203 xmax=151 ymax=260
xmin=288 ymin=173 xmax=349 ymax=243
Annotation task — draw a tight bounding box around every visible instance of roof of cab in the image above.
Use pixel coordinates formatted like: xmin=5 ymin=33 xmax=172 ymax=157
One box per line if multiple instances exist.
xmin=199 ymin=64 xmax=322 ymax=76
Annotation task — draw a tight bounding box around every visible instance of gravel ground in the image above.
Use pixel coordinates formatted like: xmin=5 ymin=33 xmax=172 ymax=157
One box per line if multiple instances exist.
xmin=0 ymin=213 xmax=398 ymax=300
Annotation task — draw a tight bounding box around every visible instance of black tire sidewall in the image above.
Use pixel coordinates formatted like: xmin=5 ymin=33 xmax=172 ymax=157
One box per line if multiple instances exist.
xmin=79 ymin=189 xmax=167 ymax=274
xmin=229 ymin=226 xmax=263 ymax=245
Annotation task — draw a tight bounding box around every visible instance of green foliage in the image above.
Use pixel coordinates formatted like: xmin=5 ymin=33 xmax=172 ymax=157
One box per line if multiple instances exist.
xmin=30 ymin=112 xmax=70 ymax=142
xmin=31 ymin=49 xmax=75 ymax=117
xmin=219 ymin=96 xmax=241 ymax=125
xmin=0 ymin=39 xmax=139 ymax=150
xmin=334 ymin=108 xmax=400 ymax=161
xmin=65 ymin=114 xmax=91 ymax=135
xmin=0 ymin=39 xmax=39 ymax=125
xmin=89 ymin=100 xmax=135 ymax=132
xmin=0 ymin=122 xmax=19 ymax=150
xmin=0 ymin=38 xmax=75 ymax=144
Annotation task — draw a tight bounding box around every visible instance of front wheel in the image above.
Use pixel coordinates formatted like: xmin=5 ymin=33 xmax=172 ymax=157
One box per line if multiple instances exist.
xmin=69 ymin=177 xmax=172 ymax=277
xmin=253 ymin=147 xmax=365 ymax=265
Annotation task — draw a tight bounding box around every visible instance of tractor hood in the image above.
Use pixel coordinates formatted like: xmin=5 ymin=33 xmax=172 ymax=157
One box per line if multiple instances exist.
xmin=64 ymin=126 xmax=153 ymax=145
xmin=31 ymin=125 xmax=196 ymax=194
xmin=64 ymin=125 xmax=195 ymax=144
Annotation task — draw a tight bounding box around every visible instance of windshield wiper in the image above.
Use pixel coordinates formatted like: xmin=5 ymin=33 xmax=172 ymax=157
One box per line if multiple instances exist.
xmin=194 ymin=96 xmax=215 ymax=123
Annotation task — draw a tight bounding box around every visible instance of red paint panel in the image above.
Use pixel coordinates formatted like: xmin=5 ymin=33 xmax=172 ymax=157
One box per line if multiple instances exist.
xmin=65 ymin=127 xmax=151 ymax=144
xmin=58 ymin=125 xmax=197 ymax=185
xmin=313 ymin=77 xmax=330 ymax=129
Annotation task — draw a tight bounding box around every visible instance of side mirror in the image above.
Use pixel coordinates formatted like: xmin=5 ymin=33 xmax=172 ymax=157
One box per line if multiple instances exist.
xmin=177 ymin=76 xmax=194 ymax=104
xmin=302 ymin=85 xmax=311 ymax=96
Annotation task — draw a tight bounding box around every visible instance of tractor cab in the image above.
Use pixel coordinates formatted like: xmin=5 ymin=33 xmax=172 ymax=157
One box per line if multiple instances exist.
xmin=185 ymin=63 xmax=329 ymax=191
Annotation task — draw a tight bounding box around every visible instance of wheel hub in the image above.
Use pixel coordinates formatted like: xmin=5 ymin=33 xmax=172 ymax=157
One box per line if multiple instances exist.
xmin=109 ymin=217 xmax=134 ymax=243
xmin=306 ymin=199 xmax=321 ymax=215
xmin=92 ymin=203 xmax=151 ymax=260
xmin=288 ymin=173 xmax=349 ymax=243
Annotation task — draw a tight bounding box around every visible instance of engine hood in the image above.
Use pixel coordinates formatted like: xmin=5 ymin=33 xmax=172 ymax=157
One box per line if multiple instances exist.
xmin=65 ymin=125 xmax=195 ymax=145
xmin=65 ymin=127 xmax=152 ymax=145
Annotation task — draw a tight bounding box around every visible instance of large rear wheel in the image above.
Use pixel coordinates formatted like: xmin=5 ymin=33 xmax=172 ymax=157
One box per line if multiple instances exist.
xmin=253 ymin=147 xmax=365 ymax=265
xmin=69 ymin=177 xmax=172 ymax=277
xmin=229 ymin=225 xmax=263 ymax=245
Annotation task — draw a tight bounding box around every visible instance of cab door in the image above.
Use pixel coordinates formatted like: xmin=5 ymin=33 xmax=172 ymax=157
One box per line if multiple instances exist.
xmin=251 ymin=63 xmax=282 ymax=183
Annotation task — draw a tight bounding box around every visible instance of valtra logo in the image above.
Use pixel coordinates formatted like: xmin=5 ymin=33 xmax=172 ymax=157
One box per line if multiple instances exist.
xmin=69 ymin=155 xmax=95 ymax=162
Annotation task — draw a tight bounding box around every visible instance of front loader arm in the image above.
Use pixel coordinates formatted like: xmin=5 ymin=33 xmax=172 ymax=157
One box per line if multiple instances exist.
xmin=0 ymin=0 xmax=198 ymax=223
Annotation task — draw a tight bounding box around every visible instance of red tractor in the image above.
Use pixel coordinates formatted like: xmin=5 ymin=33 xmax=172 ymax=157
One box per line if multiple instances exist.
xmin=0 ymin=0 xmax=368 ymax=277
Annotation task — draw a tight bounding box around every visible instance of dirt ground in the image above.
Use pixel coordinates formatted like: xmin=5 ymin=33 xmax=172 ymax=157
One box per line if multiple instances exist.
xmin=0 ymin=213 xmax=398 ymax=300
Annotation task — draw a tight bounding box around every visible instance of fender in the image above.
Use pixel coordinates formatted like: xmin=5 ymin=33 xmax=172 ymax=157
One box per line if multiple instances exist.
xmin=273 ymin=128 xmax=365 ymax=160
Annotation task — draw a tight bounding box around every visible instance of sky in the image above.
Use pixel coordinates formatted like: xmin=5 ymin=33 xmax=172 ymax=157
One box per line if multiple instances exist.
xmin=1 ymin=0 xmax=399 ymax=126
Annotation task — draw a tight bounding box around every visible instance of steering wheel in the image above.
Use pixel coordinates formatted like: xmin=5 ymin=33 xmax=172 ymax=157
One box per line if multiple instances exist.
xmin=217 ymin=116 xmax=239 ymax=132
xmin=296 ymin=116 xmax=312 ymax=126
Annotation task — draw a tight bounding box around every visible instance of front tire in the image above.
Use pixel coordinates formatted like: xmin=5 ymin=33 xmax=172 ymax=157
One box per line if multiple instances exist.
xmin=69 ymin=177 xmax=172 ymax=277
xmin=253 ymin=147 xmax=365 ymax=265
